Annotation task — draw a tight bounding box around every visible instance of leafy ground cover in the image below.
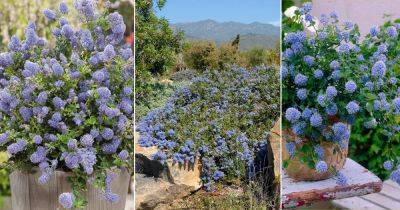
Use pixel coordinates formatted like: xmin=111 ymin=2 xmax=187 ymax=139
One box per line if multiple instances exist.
xmin=137 ymin=66 xmax=280 ymax=190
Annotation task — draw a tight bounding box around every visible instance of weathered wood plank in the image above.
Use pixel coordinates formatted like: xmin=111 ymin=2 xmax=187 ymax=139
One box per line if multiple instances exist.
xmin=362 ymin=193 xmax=400 ymax=209
xmin=331 ymin=181 xmax=400 ymax=209
xmin=10 ymin=169 xmax=130 ymax=210
xmin=378 ymin=182 xmax=400 ymax=201
xmin=333 ymin=197 xmax=387 ymax=210
xmin=282 ymin=159 xmax=382 ymax=209
xmin=384 ymin=180 xmax=400 ymax=189
xmin=10 ymin=171 xmax=30 ymax=210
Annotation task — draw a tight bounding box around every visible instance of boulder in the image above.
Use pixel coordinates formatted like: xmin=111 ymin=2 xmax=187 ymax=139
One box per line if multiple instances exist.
xmin=269 ymin=118 xmax=281 ymax=177
xmin=135 ymin=132 xmax=202 ymax=189
xmin=135 ymin=174 xmax=194 ymax=210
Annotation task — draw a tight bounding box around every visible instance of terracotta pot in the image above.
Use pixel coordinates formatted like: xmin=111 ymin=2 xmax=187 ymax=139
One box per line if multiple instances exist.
xmin=10 ymin=168 xmax=130 ymax=210
xmin=282 ymin=128 xmax=349 ymax=181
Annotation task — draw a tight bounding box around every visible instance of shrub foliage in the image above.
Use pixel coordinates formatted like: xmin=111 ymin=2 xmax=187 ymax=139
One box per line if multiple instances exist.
xmin=137 ymin=66 xmax=280 ymax=189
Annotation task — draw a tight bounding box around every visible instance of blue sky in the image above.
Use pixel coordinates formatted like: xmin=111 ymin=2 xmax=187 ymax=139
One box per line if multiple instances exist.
xmin=155 ymin=0 xmax=280 ymax=25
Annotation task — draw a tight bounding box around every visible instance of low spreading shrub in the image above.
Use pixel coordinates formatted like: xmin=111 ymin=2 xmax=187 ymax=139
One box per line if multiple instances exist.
xmin=0 ymin=1 xmax=133 ymax=208
xmin=170 ymin=68 xmax=199 ymax=82
xmin=137 ymin=66 xmax=279 ymax=190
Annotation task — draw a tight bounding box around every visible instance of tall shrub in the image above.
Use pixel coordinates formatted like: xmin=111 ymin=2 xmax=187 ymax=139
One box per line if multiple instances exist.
xmin=0 ymin=1 xmax=134 ymax=208
xmin=183 ymin=40 xmax=219 ymax=72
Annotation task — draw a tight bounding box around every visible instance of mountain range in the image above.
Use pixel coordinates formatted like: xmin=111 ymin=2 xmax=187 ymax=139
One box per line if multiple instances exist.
xmin=171 ymin=19 xmax=280 ymax=51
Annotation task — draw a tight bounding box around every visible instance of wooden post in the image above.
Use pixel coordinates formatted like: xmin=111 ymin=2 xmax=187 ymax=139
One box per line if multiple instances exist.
xmin=10 ymin=169 xmax=131 ymax=210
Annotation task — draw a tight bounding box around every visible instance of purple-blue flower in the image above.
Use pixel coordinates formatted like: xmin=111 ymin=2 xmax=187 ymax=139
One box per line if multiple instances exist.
xmin=386 ymin=26 xmax=398 ymax=38
xmin=371 ymin=60 xmax=386 ymax=78
xmin=326 ymin=86 xmax=337 ymax=99
xmin=30 ymin=146 xmax=48 ymax=163
xmin=80 ymin=134 xmax=94 ymax=147
xmin=36 ymin=91 xmax=48 ymax=105
xmin=43 ymin=9 xmax=57 ymax=21
xmin=313 ymin=69 xmax=323 ymax=79
xmin=67 ymin=139 xmax=77 ymax=150
xmin=325 ymin=103 xmax=338 ymax=116
xmin=59 ymin=2 xmax=69 ymax=14
xmin=294 ymin=73 xmax=308 ymax=86
xmin=286 ymin=142 xmax=296 ymax=156
xmin=296 ymin=88 xmax=307 ymax=100
xmin=336 ymin=172 xmax=348 ymax=186
xmin=59 ymin=192 xmax=74 ymax=209
xmin=118 ymin=150 xmax=129 ymax=160
xmin=213 ymin=170 xmax=224 ymax=181
xmin=345 ymin=81 xmax=357 ymax=93
xmin=314 ymin=145 xmax=324 ymax=159
xmin=383 ymin=160 xmax=393 ymax=171
xmin=346 ymin=101 xmax=360 ymax=114
xmin=97 ymin=87 xmax=111 ymax=99
xmin=310 ymin=112 xmax=323 ymax=127
xmin=102 ymin=128 xmax=114 ymax=140
xmin=338 ymin=43 xmax=351 ymax=54
xmin=370 ymin=26 xmax=379 ymax=37
xmin=102 ymin=44 xmax=116 ymax=62
xmin=303 ymin=55 xmax=315 ymax=66
xmin=315 ymin=161 xmax=328 ymax=173
xmin=329 ymin=60 xmax=340 ymax=70
xmin=285 ymin=107 xmax=301 ymax=123
xmin=0 ymin=132 xmax=10 ymax=145
xmin=7 ymin=139 xmax=27 ymax=155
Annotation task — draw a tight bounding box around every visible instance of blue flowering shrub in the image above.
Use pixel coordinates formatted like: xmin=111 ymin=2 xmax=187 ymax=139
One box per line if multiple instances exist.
xmin=137 ymin=66 xmax=279 ymax=190
xmin=0 ymin=1 xmax=133 ymax=209
xmin=282 ymin=3 xmax=399 ymax=185
xmin=353 ymin=21 xmax=400 ymax=182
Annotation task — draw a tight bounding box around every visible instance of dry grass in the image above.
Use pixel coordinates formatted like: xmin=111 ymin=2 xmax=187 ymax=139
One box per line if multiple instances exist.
xmin=163 ymin=177 xmax=280 ymax=210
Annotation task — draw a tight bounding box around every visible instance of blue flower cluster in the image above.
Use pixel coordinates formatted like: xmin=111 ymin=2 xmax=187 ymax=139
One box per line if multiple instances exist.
xmin=0 ymin=1 xmax=133 ymax=208
xmin=137 ymin=66 xmax=279 ymax=190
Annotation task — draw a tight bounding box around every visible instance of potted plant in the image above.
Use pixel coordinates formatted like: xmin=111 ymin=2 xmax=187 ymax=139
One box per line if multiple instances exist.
xmin=0 ymin=1 xmax=133 ymax=209
xmin=282 ymin=3 xmax=399 ymax=183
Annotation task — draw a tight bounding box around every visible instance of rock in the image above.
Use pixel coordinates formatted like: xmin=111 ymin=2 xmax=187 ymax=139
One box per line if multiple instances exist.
xmin=135 ymin=131 xmax=202 ymax=189
xmin=269 ymin=118 xmax=281 ymax=177
xmin=160 ymin=79 xmax=173 ymax=85
xmin=165 ymin=159 xmax=202 ymax=189
xmin=135 ymin=174 xmax=194 ymax=210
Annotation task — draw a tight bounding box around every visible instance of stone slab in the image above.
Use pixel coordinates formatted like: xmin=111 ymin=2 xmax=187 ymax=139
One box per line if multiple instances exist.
xmin=135 ymin=131 xmax=202 ymax=189
xmin=135 ymin=174 xmax=194 ymax=210
xmin=269 ymin=118 xmax=281 ymax=178
xmin=282 ymin=158 xmax=382 ymax=209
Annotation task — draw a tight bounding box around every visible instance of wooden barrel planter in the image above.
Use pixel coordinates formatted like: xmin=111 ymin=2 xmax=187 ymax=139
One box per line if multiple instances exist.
xmin=282 ymin=124 xmax=350 ymax=181
xmin=9 ymin=168 xmax=130 ymax=210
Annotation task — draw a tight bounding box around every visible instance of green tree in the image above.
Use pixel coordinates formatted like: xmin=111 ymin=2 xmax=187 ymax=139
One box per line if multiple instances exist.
xmin=135 ymin=0 xmax=183 ymax=119
xmin=231 ymin=34 xmax=240 ymax=51
xmin=135 ymin=0 xmax=183 ymax=76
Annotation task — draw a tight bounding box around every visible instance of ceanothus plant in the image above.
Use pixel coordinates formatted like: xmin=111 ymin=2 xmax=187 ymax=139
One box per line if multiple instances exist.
xmin=360 ymin=21 xmax=400 ymax=185
xmin=137 ymin=66 xmax=279 ymax=190
xmin=282 ymin=3 xmax=399 ymax=185
xmin=0 ymin=1 xmax=133 ymax=208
